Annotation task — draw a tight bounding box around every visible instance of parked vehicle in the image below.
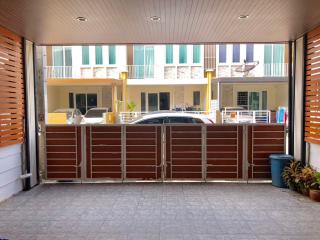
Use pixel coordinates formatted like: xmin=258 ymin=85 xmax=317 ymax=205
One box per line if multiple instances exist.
xmin=53 ymin=108 xmax=82 ymax=124
xmin=129 ymin=111 xmax=214 ymax=124
xmin=81 ymin=108 xmax=109 ymax=124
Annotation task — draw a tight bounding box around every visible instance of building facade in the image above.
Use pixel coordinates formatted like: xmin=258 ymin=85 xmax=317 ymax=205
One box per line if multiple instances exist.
xmin=44 ymin=43 xmax=287 ymax=118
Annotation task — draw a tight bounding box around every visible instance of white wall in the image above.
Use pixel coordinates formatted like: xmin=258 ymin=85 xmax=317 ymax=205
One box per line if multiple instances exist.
xmin=0 ymin=145 xmax=23 ymax=202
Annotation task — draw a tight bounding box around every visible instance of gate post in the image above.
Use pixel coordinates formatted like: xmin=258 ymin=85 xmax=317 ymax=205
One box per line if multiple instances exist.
xmin=80 ymin=125 xmax=87 ymax=181
xmin=121 ymin=125 xmax=126 ymax=181
xmin=242 ymin=125 xmax=249 ymax=182
xmin=201 ymin=124 xmax=207 ymax=181
xmin=161 ymin=125 xmax=166 ymax=181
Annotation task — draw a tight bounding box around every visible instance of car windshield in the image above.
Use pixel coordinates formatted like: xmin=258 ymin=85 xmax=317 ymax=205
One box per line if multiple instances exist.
xmin=85 ymin=109 xmax=107 ymax=118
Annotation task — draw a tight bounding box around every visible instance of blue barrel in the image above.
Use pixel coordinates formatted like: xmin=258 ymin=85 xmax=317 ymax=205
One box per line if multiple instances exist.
xmin=269 ymin=154 xmax=293 ymax=188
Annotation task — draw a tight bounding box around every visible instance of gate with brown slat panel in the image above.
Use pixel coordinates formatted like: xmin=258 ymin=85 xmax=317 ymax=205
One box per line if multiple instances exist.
xmin=206 ymin=125 xmax=243 ymax=179
xmin=165 ymin=125 xmax=203 ymax=179
xmin=46 ymin=126 xmax=82 ymax=179
xmin=125 ymin=125 xmax=162 ymax=180
xmin=86 ymin=125 xmax=122 ymax=179
xmin=248 ymin=124 xmax=286 ymax=179
xmin=45 ymin=124 xmax=286 ymax=182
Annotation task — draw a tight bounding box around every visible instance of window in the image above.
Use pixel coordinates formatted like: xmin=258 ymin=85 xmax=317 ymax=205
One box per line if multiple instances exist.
xmin=133 ymin=45 xmax=154 ymax=78
xmin=168 ymin=117 xmax=195 ymax=124
xmin=166 ymin=45 xmax=173 ymax=64
xmin=69 ymin=93 xmax=74 ymax=108
xmin=179 ymin=45 xmax=187 ymax=64
xmin=82 ymin=46 xmax=89 ymax=65
xmin=109 ymin=45 xmax=116 ymax=64
xmin=193 ymin=45 xmax=201 ymax=64
xmin=73 ymin=93 xmax=98 ymax=114
xmin=246 ymin=44 xmax=254 ymax=62
xmin=237 ymin=91 xmax=266 ymax=110
xmin=232 ymin=44 xmax=240 ymax=63
xmin=138 ymin=118 xmax=165 ymax=124
xmin=53 ymin=46 xmax=63 ymax=66
xmin=141 ymin=92 xmax=146 ymax=112
xmin=95 ymin=46 xmax=103 ymax=65
xmin=237 ymin=92 xmax=248 ymax=109
xmin=193 ymin=91 xmax=200 ymax=106
xmin=264 ymin=44 xmax=285 ymax=76
xmin=219 ymin=44 xmax=227 ymax=63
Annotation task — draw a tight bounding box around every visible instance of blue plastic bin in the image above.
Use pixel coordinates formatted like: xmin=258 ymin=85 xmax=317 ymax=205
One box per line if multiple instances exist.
xmin=269 ymin=154 xmax=293 ymax=188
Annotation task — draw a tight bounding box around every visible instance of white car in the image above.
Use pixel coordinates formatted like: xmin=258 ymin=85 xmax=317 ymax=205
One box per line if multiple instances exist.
xmin=130 ymin=111 xmax=214 ymax=124
xmin=54 ymin=108 xmax=82 ymax=124
xmin=81 ymin=108 xmax=109 ymax=124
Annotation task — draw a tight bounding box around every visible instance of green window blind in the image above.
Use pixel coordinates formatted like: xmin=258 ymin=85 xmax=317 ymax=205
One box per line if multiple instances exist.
xmin=166 ymin=45 xmax=173 ymax=64
xmin=179 ymin=45 xmax=187 ymax=64
xmin=109 ymin=45 xmax=116 ymax=64
xmin=134 ymin=45 xmax=145 ymax=79
xmin=264 ymin=45 xmax=272 ymax=76
xmin=193 ymin=45 xmax=201 ymax=63
xmin=82 ymin=46 xmax=89 ymax=65
xmin=95 ymin=46 xmax=103 ymax=65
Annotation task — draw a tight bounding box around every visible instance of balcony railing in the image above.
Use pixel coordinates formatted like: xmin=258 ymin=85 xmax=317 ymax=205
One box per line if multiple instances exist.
xmin=45 ymin=66 xmax=122 ymax=79
xmin=217 ymin=63 xmax=288 ymax=78
xmin=127 ymin=65 xmax=204 ymax=80
xmin=221 ymin=110 xmax=271 ymax=124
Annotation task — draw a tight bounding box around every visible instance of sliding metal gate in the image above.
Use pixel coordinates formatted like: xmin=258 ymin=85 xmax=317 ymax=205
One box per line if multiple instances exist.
xmin=45 ymin=124 xmax=286 ymax=181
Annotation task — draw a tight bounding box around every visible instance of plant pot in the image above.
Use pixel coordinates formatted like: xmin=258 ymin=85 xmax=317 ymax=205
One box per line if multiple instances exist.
xmin=309 ymin=189 xmax=320 ymax=202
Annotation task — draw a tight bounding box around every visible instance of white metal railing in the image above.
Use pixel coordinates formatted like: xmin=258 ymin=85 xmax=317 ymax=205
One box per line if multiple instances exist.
xmin=217 ymin=63 xmax=288 ymax=78
xmin=45 ymin=66 xmax=122 ymax=79
xmin=118 ymin=111 xmax=215 ymax=124
xmin=127 ymin=65 xmax=204 ymax=80
xmin=221 ymin=110 xmax=271 ymax=124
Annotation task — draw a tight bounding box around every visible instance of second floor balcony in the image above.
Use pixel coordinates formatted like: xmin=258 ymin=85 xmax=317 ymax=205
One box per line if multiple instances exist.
xmin=45 ymin=64 xmax=207 ymax=85
xmin=217 ymin=63 xmax=288 ymax=78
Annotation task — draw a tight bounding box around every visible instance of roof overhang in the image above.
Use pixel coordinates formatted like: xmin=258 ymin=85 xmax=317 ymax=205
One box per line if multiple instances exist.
xmin=1 ymin=0 xmax=320 ymax=44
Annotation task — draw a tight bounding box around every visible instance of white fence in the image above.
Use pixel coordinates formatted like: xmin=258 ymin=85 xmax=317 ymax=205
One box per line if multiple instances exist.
xmin=221 ymin=110 xmax=271 ymax=124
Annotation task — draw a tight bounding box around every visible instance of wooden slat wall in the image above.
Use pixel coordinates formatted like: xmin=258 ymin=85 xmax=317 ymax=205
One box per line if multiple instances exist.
xmin=46 ymin=126 xmax=81 ymax=179
xmin=305 ymin=26 xmax=320 ymax=144
xmin=206 ymin=125 xmax=243 ymax=179
xmin=87 ymin=126 xmax=122 ymax=179
xmin=166 ymin=125 xmax=202 ymax=179
xmin=248 ymin=125 xmax=285 ymax=179
xmin=126 ymin=125 xmax=161 ymax=180
xmin=0 ymin=26 xmax=24 ymax=148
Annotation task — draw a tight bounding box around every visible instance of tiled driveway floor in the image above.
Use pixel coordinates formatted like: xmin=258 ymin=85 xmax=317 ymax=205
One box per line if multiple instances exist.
xmin=0 ymin=183 xmax=319 ymax=240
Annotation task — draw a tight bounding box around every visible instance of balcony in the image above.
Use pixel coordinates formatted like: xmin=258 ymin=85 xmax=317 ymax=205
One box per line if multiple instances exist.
xmin=45 ymin=66 xmax=122 ymax=79
xmin=217 ymin=63 xmax=288 ymax=78
xmin=127 ymin=65 xmax=206 ymax=85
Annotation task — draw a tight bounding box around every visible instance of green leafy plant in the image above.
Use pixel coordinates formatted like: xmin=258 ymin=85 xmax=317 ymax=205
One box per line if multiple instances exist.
xmin=282 ymin=160 xmax=302 ymax=191
xmin=311 ymin=172 xmax=320 ymax=190
xmin=298 ymin=167 xmax=315 ymax=195
xmin=127 ymin=101 xmax=137 ymax=112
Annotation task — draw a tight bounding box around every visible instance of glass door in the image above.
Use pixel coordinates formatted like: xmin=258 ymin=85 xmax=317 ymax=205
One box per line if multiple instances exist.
xmin=76 ymin=94 xmax=87 ymax=114
xmin=86 ymin=94 xmax=97 ymax=111
xmin=148 ymin=93 xmax=158 ymax=112
xmin=159 ymin=92 xmax=170 ymax=110
xmin=249 ymin=92 xmax=260 ymax=110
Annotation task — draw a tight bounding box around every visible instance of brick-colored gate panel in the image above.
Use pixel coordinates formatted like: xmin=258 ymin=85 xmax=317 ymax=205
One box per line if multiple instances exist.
xmin=46 ymin=126 xmax=81 ymax=179
xmin=126 ymin=125 xmax=162 ymax=179
xmin=206 ymin=125 xmax=243 ymax=179
xmin=166 ymin=125 xmax=202 ymax=179
xmin=248 ymin=124 xmax=285 ymax=179
xmin=87 ymin=126 xmax=122 ymax=179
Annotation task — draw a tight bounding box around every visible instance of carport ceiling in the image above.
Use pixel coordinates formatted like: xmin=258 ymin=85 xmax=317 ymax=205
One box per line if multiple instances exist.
xmin=0 ymin=0 xmax=320 ymax=45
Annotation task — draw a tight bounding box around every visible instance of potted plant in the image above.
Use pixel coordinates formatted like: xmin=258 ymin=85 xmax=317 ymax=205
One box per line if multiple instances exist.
xmin=298 ymin=167 xmax=315 ymax=196
xmin=310 ymin=172 xmax=320 ymax=202
xmin=282 ymin=160 xmax=302 ymax=191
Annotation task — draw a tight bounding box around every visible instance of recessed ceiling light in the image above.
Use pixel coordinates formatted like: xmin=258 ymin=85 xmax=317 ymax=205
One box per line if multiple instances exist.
xmin=75 ymin=16 xmax=87 ymax=22
xmin=150 ymin=16 xmax=161 ymax=22
xmin=238 ymin=15 xmax=249 ymax=20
